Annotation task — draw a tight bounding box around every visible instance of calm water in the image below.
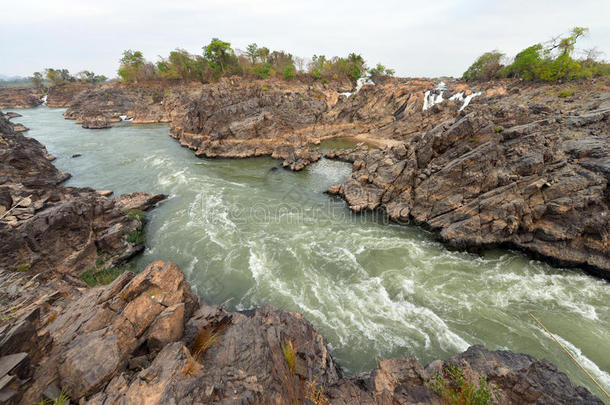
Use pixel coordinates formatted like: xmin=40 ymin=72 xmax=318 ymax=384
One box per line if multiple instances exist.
xmin=12 ymin=107 xmax=610 ymax=400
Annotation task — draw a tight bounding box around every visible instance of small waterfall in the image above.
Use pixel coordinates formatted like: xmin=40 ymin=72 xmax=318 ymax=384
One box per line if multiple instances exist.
xmin=340 ymin=77 xmax=375 ymax=98
xmin=423 ymin=82 xmax=481 ymax=111
xmin=41 ymin=95 xmax=48 ymax=105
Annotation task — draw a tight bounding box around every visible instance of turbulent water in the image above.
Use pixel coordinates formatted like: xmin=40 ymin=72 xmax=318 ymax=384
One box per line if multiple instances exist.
xmin=12 ymin=107 xmax=610 ymax=399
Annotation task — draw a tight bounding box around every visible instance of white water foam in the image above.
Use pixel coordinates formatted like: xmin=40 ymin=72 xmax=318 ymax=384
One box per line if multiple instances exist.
xmin=340 ymin=77 xmax=375 ymax=98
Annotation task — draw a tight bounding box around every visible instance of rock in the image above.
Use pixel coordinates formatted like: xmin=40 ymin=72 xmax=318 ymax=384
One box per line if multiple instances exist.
xmin=0 ymin=112 xmax=162 ymax=277
xmin=46 ymin=83 xmax=93 ymax=108
xmin=331 ymin=91 xmax=610 ymax=276
xmin=71 ymin=153 xmax=82 ymax=158
xmin=0 ymin=87 xmax=43 ymax=109
xmin=11 ymin=123 xmax=29 ymax=133
xmin=96 ymin=190 xmax=113 ymax=197
xmin=81 ymin=116 xmax=111 ymax=129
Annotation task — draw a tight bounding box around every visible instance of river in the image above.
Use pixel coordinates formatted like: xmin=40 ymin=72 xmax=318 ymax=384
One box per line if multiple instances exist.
xmin=12 ymin=106 xmax=610 ymax=399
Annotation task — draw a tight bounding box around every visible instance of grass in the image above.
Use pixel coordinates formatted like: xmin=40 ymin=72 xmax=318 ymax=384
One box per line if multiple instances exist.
xmin=36 ymin=389 xmax=70 ymax=405
xmin=192 ymin=322 xmax=229 ymax=359
xmin=305 ymin=378 xmax=329 ymax=405
xmin=124 ymin=209 xmax=146 ymax=244
xmin=80 ymin=263 xmax=136 ymax=287
xmin=181 ymin=355 xmax=200 ymax=375
xmin=281 ymin=339 xmax=297 ymax=375
xmin=558 ymin=90 xmax=574 ymax=98
xmin=428 ymin=364 xmax=495 ymax=405
xmin=15 ymin=263 xmax=31 ymax=272
xmin=493 ymin=126 xmax=503 ymax=133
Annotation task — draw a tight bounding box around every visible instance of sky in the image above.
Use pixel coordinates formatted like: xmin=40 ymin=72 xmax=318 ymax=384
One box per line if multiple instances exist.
xmin=1 ymin=0 xmax=609 ymax=79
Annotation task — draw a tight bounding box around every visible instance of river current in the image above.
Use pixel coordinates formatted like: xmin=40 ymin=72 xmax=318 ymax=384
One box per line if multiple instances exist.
xmin=12 ymin=107 xmax=610 ymax=399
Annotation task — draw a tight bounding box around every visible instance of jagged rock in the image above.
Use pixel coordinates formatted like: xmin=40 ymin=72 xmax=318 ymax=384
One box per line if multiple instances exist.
xmin=330 ymin=91 xmax=610 ymax=276
xmin=0 ymin=112 xmax=165 ymax=276
xmin=0 ymin=87 xmax=43 ymax=109
xmin=46 ymin=83 xmax=93 ymax=108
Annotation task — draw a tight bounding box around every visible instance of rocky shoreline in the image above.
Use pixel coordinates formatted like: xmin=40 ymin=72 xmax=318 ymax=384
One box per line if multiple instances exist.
xmin=0 ymin=76 xmax=608 ymax=403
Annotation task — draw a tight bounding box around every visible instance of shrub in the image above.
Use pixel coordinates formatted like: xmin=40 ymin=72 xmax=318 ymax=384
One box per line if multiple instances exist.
xmin=428 ymin=364 xmax=495 ymax=405
xmin=558 ymin=90 xmax=574 ymax=98
xmin=462 ymin=51 xmax=504 ymax=81
xmin=312 ymin=69 xmax=322 ymax=80
xmin=305 ymin=379 xmax=330 ymax=405
xmin=283 ymin=65 xmax=296 ymax=80
xmin=36 ymin=389 xmax=70 ymax=405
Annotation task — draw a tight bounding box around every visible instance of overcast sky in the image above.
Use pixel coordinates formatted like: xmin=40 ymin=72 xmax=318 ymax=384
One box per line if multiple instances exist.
xmin=2 ymin=0 xmax=609 ymax=79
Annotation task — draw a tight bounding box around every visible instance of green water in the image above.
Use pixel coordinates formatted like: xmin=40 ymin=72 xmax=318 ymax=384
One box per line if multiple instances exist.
xmin=12 ymin=107 xmax=610 ymax=400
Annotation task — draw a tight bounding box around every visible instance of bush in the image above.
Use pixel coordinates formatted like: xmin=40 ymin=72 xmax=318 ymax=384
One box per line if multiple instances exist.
xmin=80 ymin=263 xmax=136 ymax=287
xmin=428 ymin=364 xmax=495 ymax=405
xmin=283 ymin=65 xmax=296 ymax=80
xmin=462 ymin=51 xmax=504 ymax=81
xmin=558 ymin=90 xmax=574 ymax=98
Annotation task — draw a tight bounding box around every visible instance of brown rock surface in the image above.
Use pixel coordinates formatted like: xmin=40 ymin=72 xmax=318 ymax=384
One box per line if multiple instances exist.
xmin=0 ymin=112 xmax=164 ymax=277
xmin=46 ymin=83 xmax=94 ymax=108
xmin=329 ymin=85 xmax=610 ymax=276
xmin=0 ymin=87 xmax=43 ymax=109
xmin=0 ymin=260 xmax=600 ymax=404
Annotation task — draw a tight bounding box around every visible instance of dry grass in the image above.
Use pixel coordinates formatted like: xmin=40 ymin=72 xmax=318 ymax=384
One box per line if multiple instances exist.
xmin=181 ymin=355 xmax=200 ymax=375
xmin=192 ymin=322 xmax=229 ymax=359
xmin=281 ymin=339 xmax=297 ymax=375
xmin=305 ymin=378 xmax=329 ymax=405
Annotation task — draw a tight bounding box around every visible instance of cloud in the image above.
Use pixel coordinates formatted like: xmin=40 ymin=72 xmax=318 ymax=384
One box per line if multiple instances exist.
xmin=1 ymin=0 xmax=609 ymax=78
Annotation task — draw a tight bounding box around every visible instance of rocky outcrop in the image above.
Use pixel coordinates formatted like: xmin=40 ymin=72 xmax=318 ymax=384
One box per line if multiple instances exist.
xmin=329 ymin=88 xmax=610 ymax=276
xmin=0 ymin=112 xmax=164 ymax=277
xmin=46 ymin=83 xmax=94 ymax=108
xmin=0 ymin=260 xmax=601 ymax=404
xmin=64 ymin=84 xmax=201 ymax=128
xmin=0 ymin=87 xmax=43 ymax=109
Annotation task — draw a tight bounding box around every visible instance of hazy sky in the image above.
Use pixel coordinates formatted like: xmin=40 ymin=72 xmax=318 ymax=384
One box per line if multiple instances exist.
xmin=2 ymin=0 xmax=609 ymax=78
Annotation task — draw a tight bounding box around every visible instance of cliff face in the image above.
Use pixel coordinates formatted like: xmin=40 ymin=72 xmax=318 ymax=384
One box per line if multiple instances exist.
xmin=0 ymin=112 xmax=164 ymax=278
xmin=328 ymin=83 xmax=610 ymax=276
xmin=46 ymin=83 xmax=94 ymax=108
xmin=0 ymin=87 xmax=43 ymax=109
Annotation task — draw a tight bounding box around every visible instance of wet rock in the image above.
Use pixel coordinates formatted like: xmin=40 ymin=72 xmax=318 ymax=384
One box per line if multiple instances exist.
xmin=71 ymin=153 xmax=82 ymax=158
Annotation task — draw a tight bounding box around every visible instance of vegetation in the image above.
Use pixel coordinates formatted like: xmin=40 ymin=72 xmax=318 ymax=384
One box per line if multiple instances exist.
xmin=192 ymin=323 xmax=228 ymax=359
xmin=15 ymin=263 xmax=31 ymax=272
xmin=558 ymin=90 xmax=574 ymax=98
xmin=428 ymin=364 xmax=495 ymax=405
xmin=36 ymin=389 xmax=70 ymax=405
xmin=124 ymin=209 xmax=146 ymax=244
xmin=80 ymin=262 xmax=136 ymax=287
xmin=281 ymin=339 xmax=297 ymax=375
xmin=115 ymin=39 xmax=394 ymax=84
xmin=181 ymin=355 xmax=200 ymax=375
xmin=305 ymin=379 xmax=330 ymax=405
xmin=462 ymin=27 xmax=610 ymax=82
xmin=44 ymin=68 xmax=106 ymax=86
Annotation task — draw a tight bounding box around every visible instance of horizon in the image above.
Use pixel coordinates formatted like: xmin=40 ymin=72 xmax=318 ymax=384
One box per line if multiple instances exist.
xmin=2 ymin=0 xmax=610 ymax=79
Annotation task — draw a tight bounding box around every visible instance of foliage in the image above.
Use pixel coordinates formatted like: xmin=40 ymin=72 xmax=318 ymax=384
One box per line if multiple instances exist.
xmin=281 ymin=339 xmax=297 ymax=375
xmin=307 ymin=53 xmax=371 ymax=82
xmin=124 ymin=209 xmax=146 ymax=244
xmin=118 ymin=49 xmax=148 ymax=83
xmin=466 ymin=26 xmax=610 ymax=82
xmin=45 ymin=68 xmax=74 ymax=85
xmin=429 ymin=364 xmax=495 ymax=405
xmin=368 ymin=63 xmax=395 ymax=78
xmin=80 ymin=263 xmax=136 ymax=287
xmin=36 ymin=389 xmax=70 ymax=405
xmin=462 ymin=51 xmax=504 ymax=81
xmin=29 ymin=72 xmax=44 ymax=89
xmin=204 ymin=38 xmax=240 ymax=76
xmin=283 ymin=65 xmax=296 ymax=80
xmin=15 ymin=263 xmax=31 ymax=272
xmin=558 ymin=90 xmax=574 ymax=98
xmin=76 ymin=70 xmax=107 ymax=83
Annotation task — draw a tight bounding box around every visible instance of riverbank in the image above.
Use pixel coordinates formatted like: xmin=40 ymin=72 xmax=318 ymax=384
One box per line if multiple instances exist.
xmin=0 ymin=108 xmax=607 ymax=403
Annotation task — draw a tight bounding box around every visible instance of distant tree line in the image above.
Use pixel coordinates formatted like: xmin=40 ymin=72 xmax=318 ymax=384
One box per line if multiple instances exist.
xmin=28 ymin=69 xmax=107 ymax=89
xmin=462 ymin=27 xmax=610 ymax=82
xmin=117 ymin=38 xmax=395 ymax=84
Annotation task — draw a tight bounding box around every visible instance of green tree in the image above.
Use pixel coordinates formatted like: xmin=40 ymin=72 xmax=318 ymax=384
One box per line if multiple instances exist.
xmin=368 ymin=63 xmax=395 ymax=78
xmin=462 ymin=51 xmax=504 ymax=81
xmin=118 ymin=50 xmax=145 ymax=83
xmin=45 ymin=68 xmax=73 ymax=85
xmin=203 ymin=38 xmax=236 ymax=74
xmin=29 ymin=71 xmax=44 ymax=89
xmin=246 ymin=43 xmax=258 ymax=64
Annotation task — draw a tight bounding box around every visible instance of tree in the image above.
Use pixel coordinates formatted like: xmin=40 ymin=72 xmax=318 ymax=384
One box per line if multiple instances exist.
xmin=118 ymin=50 xmax=146 ymax=83
xmin=45 ymin=68 xmax=74 ymax=85
xmin=462 ymin=51 xmax=504 ymax=81
xmin=203 ymin=38 xmax=235 ymax=74
xmin=368 ymin=63 xmax=394 ymax=78
xmin=76 ymin=70 xmax=107 ymax=83
xmin=246 ymin=43 xmax=258 ymax=64
xmin=29 ymin=72 xmax=44 ymax=89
